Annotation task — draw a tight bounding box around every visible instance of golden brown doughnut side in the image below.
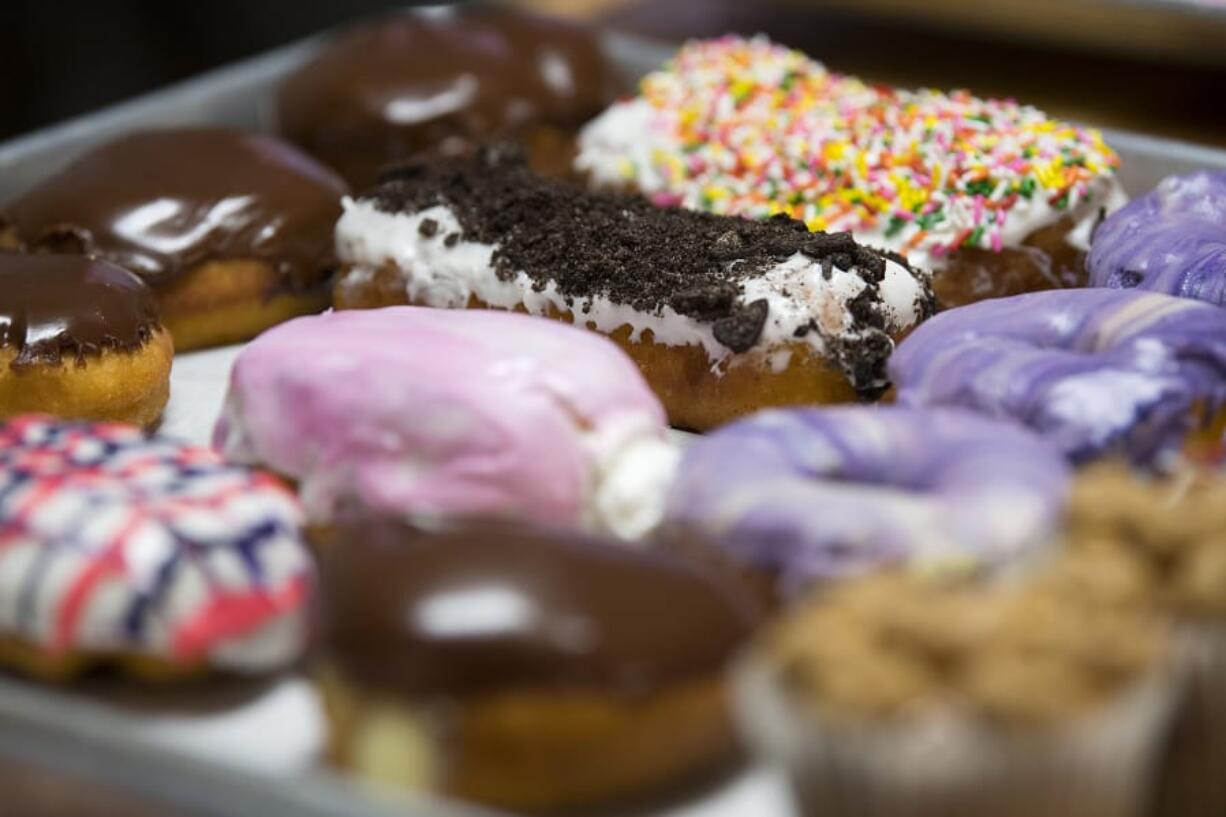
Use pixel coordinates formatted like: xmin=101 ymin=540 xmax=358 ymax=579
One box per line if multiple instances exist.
xmin=334 ymin=266 xmax=863 ymax=431
xmin=0 ymin=328 xmax=173 ymax=429
xmin=915 ymin=217 xmax=1086 ymax=309
xmin=321 ymin=668 xmax=738 ymax=815
xmin=158 ymin=259 xmax=332 ymax=352
xmin=0 ymin=633 xmax=209 ymax=683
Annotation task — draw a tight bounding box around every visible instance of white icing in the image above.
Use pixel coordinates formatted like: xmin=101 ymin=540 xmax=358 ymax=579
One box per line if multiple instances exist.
xmin=335 ymin=198 xmax=928 ymax=374
xmin=584 ymin=431 xmax=680 ymax=541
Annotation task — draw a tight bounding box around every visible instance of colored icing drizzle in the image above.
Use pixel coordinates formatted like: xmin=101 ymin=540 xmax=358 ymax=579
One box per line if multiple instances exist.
xmin=577 ymin=36 xmax=1123 ymax=268
xmin=0 ymin=416 xmax=313 ymax=670
xmin=320 ymin=519 xmax=759 ymax=697
xmin=3 ymin=128 xmax=347 ymax=291
xmin=0 ymin=254 xmax=160 ymax=368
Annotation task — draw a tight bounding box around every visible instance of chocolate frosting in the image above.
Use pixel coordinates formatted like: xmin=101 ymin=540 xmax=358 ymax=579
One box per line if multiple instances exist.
xmin=275 ymin=6 xmax=620 ymax=189
xmin=0 ymin=253 xmax=160 ymax=368
xmin=2 ymin=128 xmax=347 ymax=291
xmin=319 ymin=519 xmax=759 ymax=698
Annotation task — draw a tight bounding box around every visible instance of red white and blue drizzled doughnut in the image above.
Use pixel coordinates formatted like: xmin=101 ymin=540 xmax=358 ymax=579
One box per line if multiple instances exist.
xmin=890 ymin=289 xmax=1226 ymax=464
xmin=1088 ymin=171 xmax=1226 ymax=306
xmin=663 ymin=406 xmax=1070 ymax=595
xmin=0 ymin=416 xmax=313 ymax=672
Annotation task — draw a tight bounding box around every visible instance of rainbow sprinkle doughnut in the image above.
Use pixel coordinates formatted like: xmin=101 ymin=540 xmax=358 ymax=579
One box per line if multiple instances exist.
xmin=0 ymin=415 xmax=312 ymax=678
xmin=663 ymin=405 xmax=1069 ymax=596
xmin=577 ymin=36 xmax=1123 ymax=272
xmin=890 ymin=289 xmax=1226 ymax=464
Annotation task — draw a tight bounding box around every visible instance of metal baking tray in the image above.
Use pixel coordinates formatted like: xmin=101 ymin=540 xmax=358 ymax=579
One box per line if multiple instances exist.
xmin=2 ymin=9 xmax=1226 ymax=817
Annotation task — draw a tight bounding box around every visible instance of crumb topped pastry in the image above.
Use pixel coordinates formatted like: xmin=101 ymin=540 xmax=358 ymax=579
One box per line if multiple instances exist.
xmin=578 ymin=36 xmax=1126 ymax=308
xmin=334 ymin=149 xmax=935 ymax=429
xmin=735 ymin=568 xmax=1175 ymax=817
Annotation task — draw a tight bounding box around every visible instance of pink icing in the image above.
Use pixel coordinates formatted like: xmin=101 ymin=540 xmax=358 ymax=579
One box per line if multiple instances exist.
xmin=213 ymin=307 xmax=668 ymax=525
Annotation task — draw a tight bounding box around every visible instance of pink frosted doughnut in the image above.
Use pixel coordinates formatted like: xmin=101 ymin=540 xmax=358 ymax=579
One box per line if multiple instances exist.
xmin=213 ymin=306 xmax=675 ymax=538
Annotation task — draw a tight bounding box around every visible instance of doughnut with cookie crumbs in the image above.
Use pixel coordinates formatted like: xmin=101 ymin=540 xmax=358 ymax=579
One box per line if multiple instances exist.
xmin=333 ymin=149 xmax=935 ymax=430
xmin=1062 ymin=463 xmax=1226 ymax=817
xmin=2 ymin=128 xmax=347 ymax=351
xmin=0 ymin=254 xmax=171 ymax=428
xmin=0 ymin=415 xmax=313 ymax=680
xmin=734 ymin=569 xmax=1175 ymax=817
xmin=578 ymin=36 xmax=1126 ymax=308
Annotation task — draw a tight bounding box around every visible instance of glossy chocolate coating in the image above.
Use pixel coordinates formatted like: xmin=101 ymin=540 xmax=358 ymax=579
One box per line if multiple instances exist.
xmin=2 ymin=128 xmax=347 ymax=291
xmin=0 ymin=253 xmax=159 ymax=367
xmin=320 ymin=520 xmax=759 ymax=698
xmin=276 ymin=6 xmax=620 ymax=190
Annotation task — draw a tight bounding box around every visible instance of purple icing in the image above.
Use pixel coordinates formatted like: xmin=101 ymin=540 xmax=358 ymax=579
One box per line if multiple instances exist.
xmin=664 ymin=406 xmax=1070 ymax=595
xmin=1088 ymin=171 xmax=1226 ymax=305
xmin=890 ymin=288 xmax=1226 ymax=464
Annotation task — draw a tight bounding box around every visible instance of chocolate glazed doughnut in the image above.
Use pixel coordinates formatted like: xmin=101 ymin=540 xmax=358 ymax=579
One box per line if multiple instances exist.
xmin=317 ymin=519 xmax=761 ymax=814
xmin=275 ymin=5 xmax=620 ymax=190
xmin=0 ymin=254 xmax=171 ymax=427
xmin=3 ymin=128 xmax=347 ymax=352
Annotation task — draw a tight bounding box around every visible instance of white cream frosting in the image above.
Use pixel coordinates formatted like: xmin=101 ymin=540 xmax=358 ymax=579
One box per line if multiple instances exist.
xmin=335 ymin=198 xmax=930 ymax=375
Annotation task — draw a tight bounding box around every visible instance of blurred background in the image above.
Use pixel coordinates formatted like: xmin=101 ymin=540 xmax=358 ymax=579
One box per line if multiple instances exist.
xmin=2 ymin=0 xmax=1226 ymax=143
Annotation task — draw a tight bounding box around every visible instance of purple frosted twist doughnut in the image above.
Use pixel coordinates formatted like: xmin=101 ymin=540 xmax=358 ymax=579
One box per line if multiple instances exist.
xmin=889 ymin=288 xmax=1226 ymax=464
xmin=663 ymin=406 xmax=1070 ymax=594
xmin=1088 ymin=171 xmax=1226 ymax=305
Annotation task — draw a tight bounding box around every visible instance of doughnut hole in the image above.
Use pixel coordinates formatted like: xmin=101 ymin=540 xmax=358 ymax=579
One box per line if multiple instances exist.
xmin=933 ymin=217 xmax=1087 ymax=309
xmin=0 ymin=328 xmax=173 ymax=428
xmin=156 ymin=259 xmax=332 ymax=352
